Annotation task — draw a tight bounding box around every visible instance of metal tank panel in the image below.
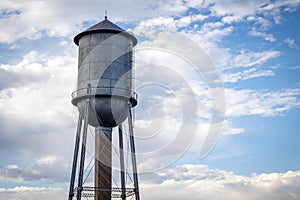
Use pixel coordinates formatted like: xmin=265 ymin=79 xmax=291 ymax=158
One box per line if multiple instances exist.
xmin=76 ymin=33 xmax=132 ymax=97
xmin=72 ymin=19 xmax=136 ymax=127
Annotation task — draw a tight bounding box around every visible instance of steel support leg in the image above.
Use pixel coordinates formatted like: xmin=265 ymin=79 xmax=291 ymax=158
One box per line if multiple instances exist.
xmin=77 ymin=99 xmax=90 ymax=200
xmin=128 ymin=103 xmax=140 ymax=200
xmin=118 ymin=124 xmax=126 ymax=200
xmin=68 ymin=115 xmax=83 ymax=200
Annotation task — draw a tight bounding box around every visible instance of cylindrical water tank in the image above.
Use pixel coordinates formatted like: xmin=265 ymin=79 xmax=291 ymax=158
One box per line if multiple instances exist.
xmin=72 ymin=18 xmax=137 ymax=127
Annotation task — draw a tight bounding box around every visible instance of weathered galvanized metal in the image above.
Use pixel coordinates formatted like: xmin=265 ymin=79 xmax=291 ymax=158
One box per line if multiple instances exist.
xmin=73 ymin=17 xmax=137 ymax=46
xmin=72 ymin=17 xmax=137 ymax=127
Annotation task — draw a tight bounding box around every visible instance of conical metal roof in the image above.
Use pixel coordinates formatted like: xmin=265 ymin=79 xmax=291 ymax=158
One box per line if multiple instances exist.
xmin=74 ymin=17 xmax=137 ymax=46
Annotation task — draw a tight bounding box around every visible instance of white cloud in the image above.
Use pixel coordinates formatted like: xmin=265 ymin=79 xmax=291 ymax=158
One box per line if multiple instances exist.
xmin=138 ymin=17 xmax=176 ymax=29
xmin=249 ymin=28 xmax=276 ymax=42
xmin=222 ymin=15 xmax=243 ymax=24
xmin=208 ymin=0 xmax=299 ymax=26
xmin=0 ymin=186 xmax=66 ymax=200
xmin=139 ymin=164 xmax=300 ymax=200
xmin=0 ymin=156 xmax=70 ymax=183
xmin=222 ymin=68 xmax=275 ymax=83
xmin=284 ymin=37 xmax=297 ymax=48
xmin=229 ymin=50 xmax=280 ymax=69
xmin=161 ymin=0 xmax=189 ymax=13
xmin=222 ymin=120 xmax=245 ymax=135
xmin=36 ymin=155 xmax=58 ymax=165
xmin=0 ymin=51 xmax=51 ymax=89
xmin=208 ymin=0 xmax=267 ymax=17
xmin=176 ymin=14 xmax=208 ymax=27
xmin=183 ymin=24 xmax=278 ymax=72
xmin=137 ymin=14 xmax=208 ymax=30
xmin=0 ymin=51 xmax=78 ymax=165
xmin=0 ymin=52 xmax=76 ymax=132
xmin=225 ymin=88 xmax=300 ymax=117
xmin=182 ymin=25 xmax=232 ymax=71
xmin=197 ymin=25 xmax=234 ymax=42
xmin=289 ymin=66 xmax=300 ymax=70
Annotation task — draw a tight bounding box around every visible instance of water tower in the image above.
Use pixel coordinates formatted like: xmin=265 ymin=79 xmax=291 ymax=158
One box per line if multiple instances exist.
xmin=68 ymin=16 xmax=140 ymax=200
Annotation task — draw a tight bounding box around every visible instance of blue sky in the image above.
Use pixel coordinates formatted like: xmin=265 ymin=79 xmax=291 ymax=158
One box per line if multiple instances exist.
xmin=0 ymin=0 xmax=300 ymax=199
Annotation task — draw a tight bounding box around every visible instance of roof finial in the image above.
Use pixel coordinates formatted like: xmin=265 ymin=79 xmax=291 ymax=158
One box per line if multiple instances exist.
xmin=105 ymin=10 xmax=107 ymax=20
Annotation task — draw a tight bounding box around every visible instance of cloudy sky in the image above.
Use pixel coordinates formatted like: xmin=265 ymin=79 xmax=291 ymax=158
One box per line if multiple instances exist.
xmin=0 ymin=0 xmax=300 ymax=199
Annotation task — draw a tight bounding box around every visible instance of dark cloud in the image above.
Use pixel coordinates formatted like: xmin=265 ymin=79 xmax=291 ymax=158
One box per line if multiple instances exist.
xmin=0 ymin=68 xmax=50 ymax=91
xmin=0 ymin=68 xmax=24 ymax=90
xmin=0 ymin=157 xmax=71 ymax=183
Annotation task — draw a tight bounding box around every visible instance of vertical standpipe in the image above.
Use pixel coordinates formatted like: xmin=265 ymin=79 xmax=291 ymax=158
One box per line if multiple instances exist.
xmin=95 ymin=127 xmax=112 ymax=200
